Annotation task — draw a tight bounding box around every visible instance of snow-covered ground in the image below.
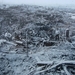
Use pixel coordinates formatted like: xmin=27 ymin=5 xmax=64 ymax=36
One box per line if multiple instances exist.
xmin=0 ymin=5 xmax=75 ymax=75
xmin=67 ymin=13 xmax=75 ymax=19
xmin=0 ymin=40 xmax=75 ymax=75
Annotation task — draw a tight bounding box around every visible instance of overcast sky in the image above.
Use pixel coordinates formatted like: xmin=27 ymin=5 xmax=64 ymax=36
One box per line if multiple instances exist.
xmin=0 ymin=0 xmax=75 ymax=6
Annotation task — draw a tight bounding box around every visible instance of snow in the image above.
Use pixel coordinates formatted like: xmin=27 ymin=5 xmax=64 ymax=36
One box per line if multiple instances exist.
xmin=67 ymin=13 xmax=75 ymax=19
xmin=0 ymin=5 xmax=75 ymax=75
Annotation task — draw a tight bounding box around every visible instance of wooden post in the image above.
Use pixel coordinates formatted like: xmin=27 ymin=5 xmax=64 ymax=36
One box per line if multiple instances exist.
xmin=26 ymin=29 xmax=29 ymax=57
